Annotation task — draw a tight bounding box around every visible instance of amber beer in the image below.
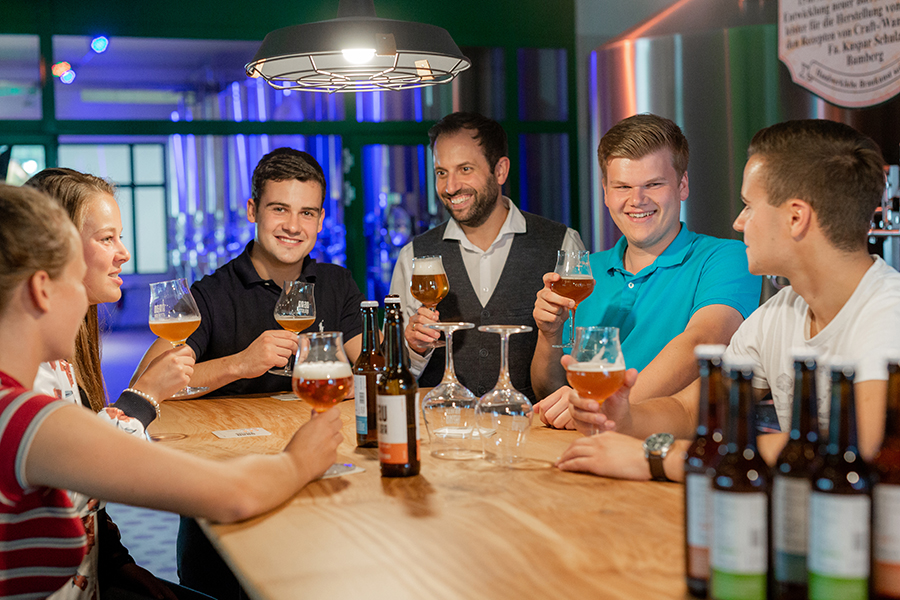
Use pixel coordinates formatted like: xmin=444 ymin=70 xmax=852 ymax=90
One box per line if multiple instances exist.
xmin=874 ymin=358 xmax=900 ymax=599
xmin=565 ymin=363 xmax=625 ymax=404
xmin=376 ymin=297 xmax=420 ymax=477
xmin=550 ymin=275 xmax=595 ymax=307
xmin=353 ymin=301 xmax=384 ymax=448
xmin=684 ymin=344 xmax=726 ymax=598
xmin=710 ymin=359 xmax=771 ymax=600
xmin=772 ymin=352 xmax=821 ymax=600
xmin=292 ymin=361 xmax=353 ymax=413
xmin=275 ymin=316 xmax=315 ymax=333
xmin=808 ymin=362 xmax=872 ymax=600
xmin=149 ymin=317 xmax=201 ymax=343
xmin=410 ymin=273 xmax=449 ymax=307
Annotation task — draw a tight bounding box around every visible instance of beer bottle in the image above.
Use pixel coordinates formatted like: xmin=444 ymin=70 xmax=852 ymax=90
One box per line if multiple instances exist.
xmin=376 ymin=296 xmax=420 ymax=477
xmin=772 ymin=351 xmax=821 ymax=600
xmin=354 ymin=300 xmax=384 ymax=448
xmin=872 ymin=358 xmax=900 ymax=599
xmin=808 ymin=361 xmax=872 ymax=600
xmin=710 ymin=358 xmax=770 ymax=600
xmin=684 ymin=344 xmax=727 ymax=598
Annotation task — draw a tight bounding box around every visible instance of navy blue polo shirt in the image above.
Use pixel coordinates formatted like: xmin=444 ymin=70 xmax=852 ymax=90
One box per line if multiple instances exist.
xmin=186 ymin=241 xmax=365 ymax=397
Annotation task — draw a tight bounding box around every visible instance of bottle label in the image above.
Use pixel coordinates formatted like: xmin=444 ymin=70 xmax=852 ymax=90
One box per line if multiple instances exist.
xmin=711 ymin=491 xmax=767 ymax=600
xmin=773 ymin=474 xmax=810 ymax=584
xmin=377 ymin=393 xmax=418 ymax=464
xmin=875 ymin=484 xmax=900 ymax=597
xmin=685 ymin=473 xmax=710 ymax=579
xmin=808 ymin=492 xmax=870 ymax=600
xmin=354 ymin=375 xmax=367 ymax=435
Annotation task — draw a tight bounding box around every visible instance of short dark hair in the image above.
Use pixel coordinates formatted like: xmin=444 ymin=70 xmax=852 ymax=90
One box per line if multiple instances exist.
xmin=748 ymin=119 xmax=885 ymax=252
xmin=428 ymin=112 xmax=508 ymax=173
xmin=598 ymin=113 xmax=689 ymax=182
xmin=250 ymin=148 xmax=327 ymax=206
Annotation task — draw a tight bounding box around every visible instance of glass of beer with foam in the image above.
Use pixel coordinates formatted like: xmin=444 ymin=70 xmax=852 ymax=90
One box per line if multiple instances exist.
xmin=550 ymin=250 xmax=594 ymax=349
xmin=566 ymin=326 xmax=625 ymax=435
xmin=410 ymin=255 xmax=449 ymax=348
xmin=269 ymin=281 xmax=316 ymax=376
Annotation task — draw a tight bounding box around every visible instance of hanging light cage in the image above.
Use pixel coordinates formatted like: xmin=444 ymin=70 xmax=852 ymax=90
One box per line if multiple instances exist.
xmin=246 ymin=1 xmax=471 ymax=93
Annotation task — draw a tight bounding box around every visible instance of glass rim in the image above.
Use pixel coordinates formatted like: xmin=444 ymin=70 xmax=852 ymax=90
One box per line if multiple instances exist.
xmin=412 ymin=254 xmax=443 ymax=261
xmin=299 ymin=331 xmax=342 ymax=340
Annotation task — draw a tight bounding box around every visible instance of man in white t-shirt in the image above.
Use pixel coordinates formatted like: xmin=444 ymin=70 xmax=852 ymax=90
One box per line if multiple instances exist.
xmin=557 ymin=119 xmax=900 ymax=482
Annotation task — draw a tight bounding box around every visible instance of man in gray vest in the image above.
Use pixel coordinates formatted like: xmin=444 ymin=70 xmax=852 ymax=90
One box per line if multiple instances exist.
xmin=388 ymin=112 xmax=584 ymax=401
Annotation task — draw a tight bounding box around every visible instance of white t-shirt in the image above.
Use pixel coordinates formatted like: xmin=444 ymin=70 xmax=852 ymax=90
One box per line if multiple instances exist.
xmin=724 ymin=256 xmax=900 ymax=432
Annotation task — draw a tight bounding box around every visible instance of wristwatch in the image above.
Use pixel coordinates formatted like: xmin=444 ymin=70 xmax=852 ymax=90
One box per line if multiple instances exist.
xmin=643 ymin=433 xmax=675 ymax=482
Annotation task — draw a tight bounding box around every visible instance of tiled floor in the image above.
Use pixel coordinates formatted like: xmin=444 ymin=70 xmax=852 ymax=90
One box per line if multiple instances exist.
xmin=101 ymin=327 xmax=181 ymax=582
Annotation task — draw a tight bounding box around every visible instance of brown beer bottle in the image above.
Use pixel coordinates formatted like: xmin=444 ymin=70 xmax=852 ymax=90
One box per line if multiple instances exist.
xmin=772 ymin=351 xmax=821 ymax=600
xmin=684 ymin=344 xmax=727 ymax=598
xmin=710 ymin=358 xmax=770 ymax=600
xmin=873 ymin=358 xmax=900 ymax=599
xmin=808 ymin=361 xmax=872 ymax=600
xmin=376 ymin=296 xmax=420 ymax=477
xmin=354 ymin=300 xmax=384 ymax=448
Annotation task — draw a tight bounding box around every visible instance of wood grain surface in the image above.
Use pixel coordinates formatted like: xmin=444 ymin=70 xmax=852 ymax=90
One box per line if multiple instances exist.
xmin=149 ymin=395 xmax=690 ymax=600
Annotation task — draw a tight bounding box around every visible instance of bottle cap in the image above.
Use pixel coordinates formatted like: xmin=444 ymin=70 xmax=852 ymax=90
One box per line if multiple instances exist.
xmin=694 ymin=344 xmax=726 ymax=359
xmin=724 ymin=355 xmax=755 ymax=373
xmin=385 ymin=297 xmax=400 ymax=304
xmin=790 ymin=347 xmax=818 ymax=362
xmin=361 ymin=300 xmax=379 ymax=308
xmin=828 ymin=356 xmax=856 ymax=376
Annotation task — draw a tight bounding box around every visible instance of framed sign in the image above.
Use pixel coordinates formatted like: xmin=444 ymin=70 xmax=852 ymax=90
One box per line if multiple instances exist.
xmin=779 ymin=0 xmax=900 ymax=108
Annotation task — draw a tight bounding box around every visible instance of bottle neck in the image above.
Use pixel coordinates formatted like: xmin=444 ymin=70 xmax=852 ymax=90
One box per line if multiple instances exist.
xmin=360 ymin=307 xmax=379 ymax=354
xmin=828 ymin=371 xmax=858 ymax=454
xmin=697 ymin=360 xmax=722 ymax=437
xmin=383 ymin=307 xmax=405 ymax=372
xmin=728 ymin=370 xmax=757 ymax=453
xmin=794 ymin=362 xmax=819 ymax=443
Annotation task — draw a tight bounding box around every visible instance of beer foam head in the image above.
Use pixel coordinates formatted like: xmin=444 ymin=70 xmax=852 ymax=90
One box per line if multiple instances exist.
xmin=412 ymin=255 xmax=444 ymax=275
xmin=568 ymin=361 xmax=625 ymax=372
xmin=149 ymin=315 xmax=201 ymax=324
xmin=293 ymin=361 xmax=352 ymax=380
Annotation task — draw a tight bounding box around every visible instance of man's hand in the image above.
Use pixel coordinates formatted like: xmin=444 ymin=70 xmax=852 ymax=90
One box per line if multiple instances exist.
xmin=405 ymin=306 xmax=440 ymax=356
xmin=564 ymin=354 xmax=638 ymax=436
xmin=556 ymin=432 xmax=652 ymax=481
xmin=234 ymin=330 xmax=299 ymax=379
xmin=535 ymin=386 xmax=576 ymax=429
xmin=285 ymin=407 xmax=344 ymax=483
xmin=533 ymin=272 xmax=574 ymax=338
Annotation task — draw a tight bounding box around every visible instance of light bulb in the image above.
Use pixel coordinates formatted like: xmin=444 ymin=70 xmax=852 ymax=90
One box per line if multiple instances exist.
xmin=341 ymin=48 xmax=376 ymax=64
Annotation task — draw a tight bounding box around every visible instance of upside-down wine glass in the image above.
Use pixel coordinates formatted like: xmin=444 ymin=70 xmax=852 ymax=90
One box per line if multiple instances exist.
xmin=551 ymin=250 xmax=595 ymax=349
xmin=410 ymin=255 xmax=449 ymax=349
xmin=566 ymin=326 xmax=626 ymax=435
xmin=147 ymin=278 xmax=209 ymax=441
xmin=474 ymin=325 xmax=534 ymax=465
xmin=421 ymin=322 xmax=483 ymax=460
xmin=269 ymin=281 xmax=316 ymax=376
xmin=292 ymin=331 xmax=356 ymax=477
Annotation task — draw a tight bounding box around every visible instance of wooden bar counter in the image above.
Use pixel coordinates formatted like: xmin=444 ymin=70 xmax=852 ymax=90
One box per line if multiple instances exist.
xmin=149 ymin=395 xmax=689 ymax=600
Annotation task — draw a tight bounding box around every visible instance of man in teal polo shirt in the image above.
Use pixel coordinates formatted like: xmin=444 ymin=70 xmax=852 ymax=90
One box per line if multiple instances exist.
xmin=531 ymin=114 xmax=760 ymax=427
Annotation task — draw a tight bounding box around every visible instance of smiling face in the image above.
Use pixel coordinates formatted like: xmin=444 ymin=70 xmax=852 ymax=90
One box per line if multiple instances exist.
xmin=80 ymin=193 xmax=130 ymax=305
xmin=602 ymin=148 xmax=688 ymax=256
xmin=247 ymin=178 xmax=325 ymax=280
xmin=733 ymin=155 xmax=791 ymax=276
xmin=433 ymin=130 xmax=508 ymax=229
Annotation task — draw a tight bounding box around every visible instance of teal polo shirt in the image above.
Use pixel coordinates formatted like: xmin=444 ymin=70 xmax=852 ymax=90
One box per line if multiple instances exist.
xmin=570 ymin=224 xmax=760 ymax=371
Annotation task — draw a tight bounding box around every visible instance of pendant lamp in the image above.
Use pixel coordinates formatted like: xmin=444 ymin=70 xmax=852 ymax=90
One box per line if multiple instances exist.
xmin=245 ymin=0 xmax=471 ymax=93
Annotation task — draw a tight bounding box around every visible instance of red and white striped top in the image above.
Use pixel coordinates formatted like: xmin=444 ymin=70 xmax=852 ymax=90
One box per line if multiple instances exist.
xmin=0 ymin=371 xmax=86 ymax=600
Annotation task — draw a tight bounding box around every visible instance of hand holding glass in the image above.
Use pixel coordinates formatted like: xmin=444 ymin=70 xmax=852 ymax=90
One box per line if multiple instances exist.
xmin=148 ymin=278 xmax=208 ymax=400
xmin=410 ymin=255 xmax=449 ymax=349
xmin=566 ymin=326 xmax=625 ymax=435
xmin=550 ymin=250 xmax=594 ymax=349
xmin=269 ymin=281 xmax=316 ymax=376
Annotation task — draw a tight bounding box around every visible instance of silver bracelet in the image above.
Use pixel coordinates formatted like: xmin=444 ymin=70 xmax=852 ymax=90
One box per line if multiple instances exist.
xmin=123 ymin=387 xmax=161 ymax=419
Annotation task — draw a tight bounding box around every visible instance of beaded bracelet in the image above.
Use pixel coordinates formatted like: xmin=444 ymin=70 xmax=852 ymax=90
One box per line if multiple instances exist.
xmin=123 ymin=387 xmax=161 ymax=419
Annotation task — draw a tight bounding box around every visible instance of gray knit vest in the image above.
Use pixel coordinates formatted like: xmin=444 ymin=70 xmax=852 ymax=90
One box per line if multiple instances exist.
xmin=413 ymin=211 xmax=567 ymax=401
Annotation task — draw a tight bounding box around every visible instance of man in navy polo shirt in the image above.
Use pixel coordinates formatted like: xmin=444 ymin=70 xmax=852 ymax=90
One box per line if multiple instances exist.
xmin=531 ymin=114 xmax=760 ymax=427
xmin=135 ymin=147 xmax=364 ymax=398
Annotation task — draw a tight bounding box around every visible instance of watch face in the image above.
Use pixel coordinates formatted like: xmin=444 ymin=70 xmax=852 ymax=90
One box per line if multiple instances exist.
xmin=645 ymin=432 xmax=675 ymax=452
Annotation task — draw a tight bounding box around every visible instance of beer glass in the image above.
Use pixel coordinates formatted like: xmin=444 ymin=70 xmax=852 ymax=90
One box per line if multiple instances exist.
xmin=269 ymin=281 xmax=316 ymax=376
xmin=410 ymin=255 xmax=449 ymax=348
xmin=148 ymin=278 xmax=208 ymax=441
xmin=421 ymin=322 xmax=482 ymax=460
xmin=474 ymin=325 xmax=533 ymax=466
xmin=292 ymin=331 xmax=356 ymax=477
xmin=551 ymin=250 xmax=594 ymax=349
xmin=566 ymin=326 xmax=625 ymax=435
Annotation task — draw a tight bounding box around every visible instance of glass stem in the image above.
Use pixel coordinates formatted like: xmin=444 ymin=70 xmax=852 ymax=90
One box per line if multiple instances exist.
xmin=567 ymin=308 xmax=576 ymax=346
xmin=496 ymin=333 xmax=512 ymax=388
xmin=442 ymin=329 xmax=459 ymax=384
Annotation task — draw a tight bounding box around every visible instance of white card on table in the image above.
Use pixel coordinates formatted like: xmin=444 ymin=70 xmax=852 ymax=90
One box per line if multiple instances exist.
xmin=212 ymin=427 xmax=272 ymax=439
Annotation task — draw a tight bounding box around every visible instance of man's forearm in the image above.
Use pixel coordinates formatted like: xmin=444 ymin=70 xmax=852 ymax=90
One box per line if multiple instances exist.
xmin=530 ymin=333 xmax=567 ymax=400
xmin=183 ymin=356 xmax=243 ymax=396
xmin=620 ymin=395 xmax=697 ymax=440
